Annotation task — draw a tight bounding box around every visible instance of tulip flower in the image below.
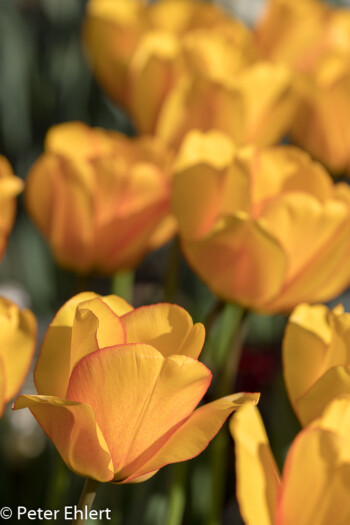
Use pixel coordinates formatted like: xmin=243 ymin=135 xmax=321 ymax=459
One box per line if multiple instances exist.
xmin=25 ymin=121 xmax=176 ymax=274
xmin=83 ymin=0 xmax=258 ymax=137
xmin=0 ymin=156 xmax=24 ymax=261
xmin=256 ymin=0 xmax=350 ymax=174
xmin=13 ymin=292 xmax=259 ymax=483
xmin=82 ymin=0 xmax=147 ymax=107
xmin=0 ymin=297 xmax=37 ymax=417
xmin=172 ymin=130 xmax=350 ymax=313
xmin=283 ymin=302 xmax=350 ymax=426
xmin=231 ymin=398 xmax=350 ymax=525
xmin=156 ymin=61 xmax=295 ymax=150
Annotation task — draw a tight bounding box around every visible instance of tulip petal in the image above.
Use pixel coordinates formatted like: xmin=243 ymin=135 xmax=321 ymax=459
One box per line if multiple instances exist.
xmin=71 ymin=297 xmax=126 ymax=370
xmin=172 ymin=130 xmax=251 ymax=240
xmin=45 ymin=122 xmax=115 ymax=160
xmin=123 ymin=393 xmax=260 ymax=482
xmin=296 ymin=366 xmax=350 ymax=427
xmin=182 ymin=214 xmax=287 ymax=309
xmin=315 ymin=395 xmax=350 ymax=454
xmin=232 ymin=62 xmax=296 ymax=147
xmin=102 ymin=295 xmax=133 ymax=316
xmin=0 ymin=175 xmax=24 ymax=199
xmin=34 ymin=292 xmax=99 ymax=397
xmin=83 ymin=0 xmax=145 ymax=107
xmin=261 ymin=193 xmax=350 ymax=312
xmin=66 ymin=344 xmax=212 ymax=479
xmin=128 ymin=31 xmax=182 ymax=134
xmin=252 ymin=146 xmax=334 ymax=208
xmin=122 ymin=303 xmax=205 ymax=358
xmin=0 ymin=301 xmax=37 ymax=402
xmin=276 ymin=426 xmax=350 ymax=525
xmin=283 ymin=303 xmax=331 ymax=416
xmin=230 ymin=405 xmax=280 ymax=525
xmin=13 ymin=395 xmax=114 ymax=482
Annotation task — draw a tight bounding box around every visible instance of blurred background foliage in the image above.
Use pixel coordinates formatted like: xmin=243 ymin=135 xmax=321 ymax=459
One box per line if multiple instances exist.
xmin=0 ymin=0 xmax=349 ymax=524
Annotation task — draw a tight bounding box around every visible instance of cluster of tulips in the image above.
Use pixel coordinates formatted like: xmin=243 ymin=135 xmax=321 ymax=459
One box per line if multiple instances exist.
xmin=1 ymin=0 xmax=350 ymax=523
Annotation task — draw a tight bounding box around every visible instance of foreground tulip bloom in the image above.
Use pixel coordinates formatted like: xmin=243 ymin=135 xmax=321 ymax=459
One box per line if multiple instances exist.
xmin=172 ymin=130 xmax=350 ymax=313
xmin=0 ymin=297 xmax=37 ymax=417
xmin=0 ymin=156 xmax=24 ymax=261
xmin=256 ymin=0 xmax=350 ymax=174
xmin=25 ymin=122 xmax=176 ymax=274
xmin=283 ymin=303 xmax=350 ymax=426
xmin=14 ymin=292 xmax=259 ymax=483
xmin=231 ymin=399 xmax=350 ymax=525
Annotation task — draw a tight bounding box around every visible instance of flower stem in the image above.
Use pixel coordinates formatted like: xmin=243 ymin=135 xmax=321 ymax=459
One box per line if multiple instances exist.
xmin=206 ymin=303 xmax=247 ymax=525
xmin=164 ymin=462 xmax=187 ymax=525
xmin=164 ymin=237 xmax=180 ymax=303
xmin=72 ymin=478 xmax=100 ymax=525
xmin=112 ymin=270 xmax=134 ymax=302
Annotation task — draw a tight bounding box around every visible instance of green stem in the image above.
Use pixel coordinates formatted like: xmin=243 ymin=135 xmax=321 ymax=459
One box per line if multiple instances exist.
xmin=45 ymin=452 xmax=71 ymax=511
xmin=112 ymin=270 xmax=134 ymax=303
xmin=164 ymin=462 xmax=187 ymax=525
xmin=164 ymin=237 xmax=180 ymax=303
xmin=206 ymin=303 xmax=248 ymax=525
xmin=72 ymin=478 xmax=100 ymax=525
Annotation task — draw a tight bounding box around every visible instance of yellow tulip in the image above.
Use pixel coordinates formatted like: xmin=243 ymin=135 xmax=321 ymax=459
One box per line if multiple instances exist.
xmin=25 ymin=121 xmax=176 ymax=274
xmin=14 ymin=292 xmax=259 ymax=483
xmin=0 ymin=297 xmax=37 ymax=417
xmin=83 ymin=0 xmax=258 ymax=136
xmin=256 ymin=0 xmax=350 ymax=174
xmin=172 ymin=130 xmax=350 ymax=313
xmin=82 ymin=0 xmax=147 ymax=107
xmin=231 ymin=399 xmax=350 ymax=525
xmin=156 ymin=61 xmax=295 ymax=150
xmin=283 ymin=302 xmax=350 ymax=426
xmin=0 ymin=156 xmax=24 ymax=261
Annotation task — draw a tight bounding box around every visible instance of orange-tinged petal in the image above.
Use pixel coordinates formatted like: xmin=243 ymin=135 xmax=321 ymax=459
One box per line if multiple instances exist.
xmin=260 ymin=193 xmax=350 ymax=312
xmin=71 ymin=297 xmax=126 ymax=362
xmin=282 ymin=303 xmax=350 ymax=424
xmin=230 ymin=62 xmax=296 ymax=147
xmin=230 ymin=405 xmax=280 ymax=525
xmin=296 ymin=367 xmax=350 ymax=427
xmin=25 ymin=155 xmax=55 ymax=237
xmin=83 ymin=0 xmax=146 ymax=107
xmin=121 ymin=303 xmax=205 ymax=358
xmin=251 ymin=146 xmax=334 ymax=208
xmin=174 ymin=129 xmax=235 ymax=173
xmin=156 ymin=75 xmax=247 ymax=150
xmin=315 ymin=395 xmax=350 ymax=454
xmin=128 ymin=31 xmax=183 ymax=134
xmin=0 ymin=175 xmax=24 ymax=199
xmin=66 ymin=344 xmax=212 ymax=480
xmin=276 ymin=426 xmax=350 ymax=525
xmin=102 ymin=295 xmax=134 ymax=316
xmin=182 ymin=215 xmax=287 ymax=309
xmin=45 ymin=122 xmax=116 ymax=160
xmin=34 ymin=292 xmax=99 ymax=397
xmin=27 ymin=153 xmax=96 ymax=272
xmin=49 ymin=158 xmax=95 ymax=272
xmin=172 ymin=130 xmax=242 ymax=239
xmin=13 ymin=395 xmax=114 ymax=482
xmin=283 ymin=303 xmax=331 ymax=412
xmin=0 ymin=299 xmax=37 ymax=402
xmin=123 ymin=393 xmax=260 ymax=483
